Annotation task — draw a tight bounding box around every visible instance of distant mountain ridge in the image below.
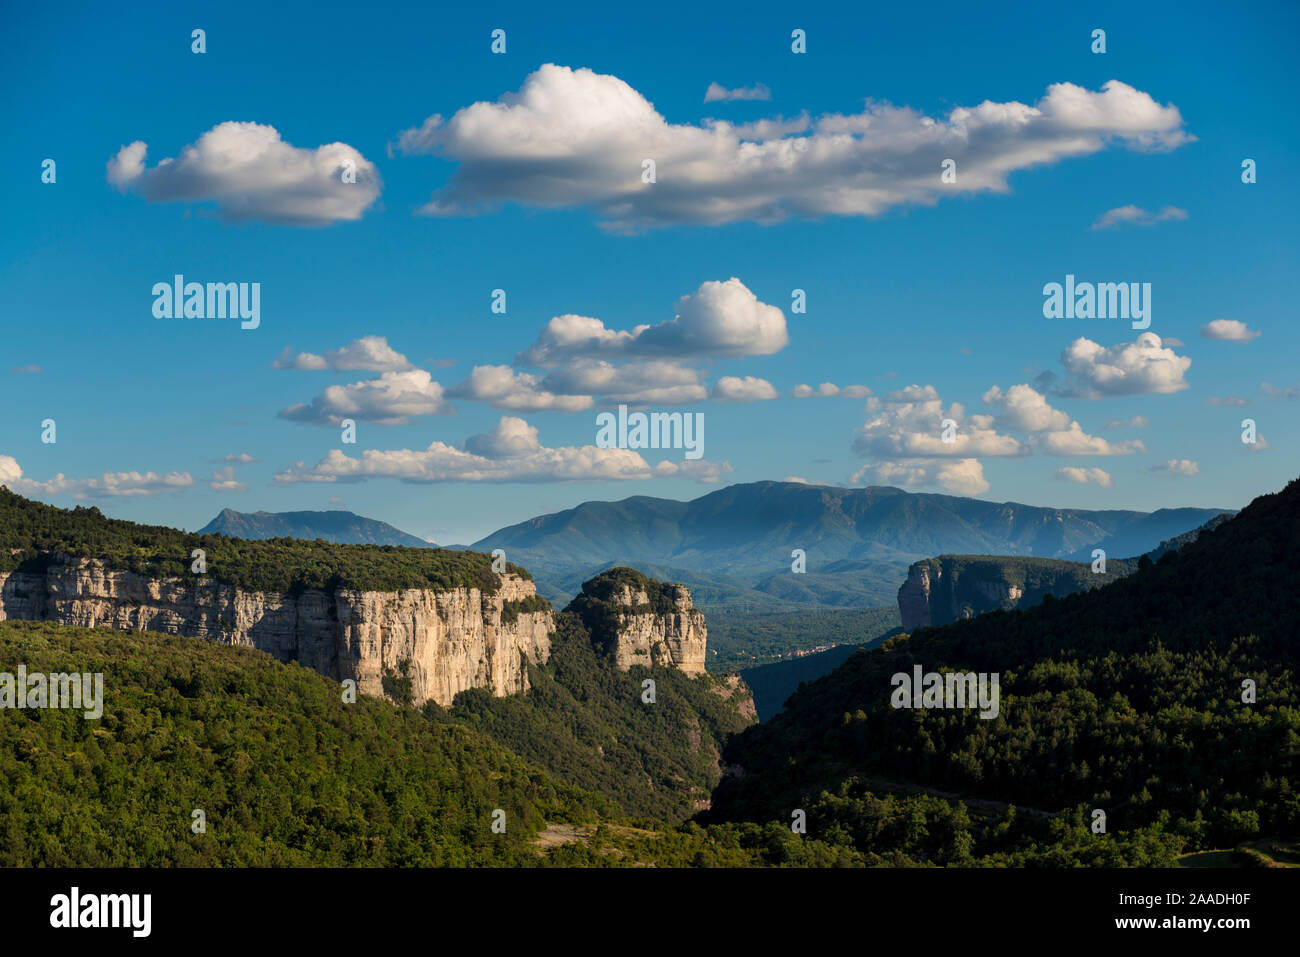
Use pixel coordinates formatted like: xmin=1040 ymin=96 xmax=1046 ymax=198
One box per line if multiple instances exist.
xmin=199 ymin=508 xmax=433 ymax=548
xmin=471 ymin=481 xmax=1233 ymax=609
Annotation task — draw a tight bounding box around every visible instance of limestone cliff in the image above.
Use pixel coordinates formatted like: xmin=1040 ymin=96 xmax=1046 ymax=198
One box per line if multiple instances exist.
xmin=565 ymin=568 xmax=707 ymax=674
xmin=897 ymin=553 xmax=1138 ymax=631
xmin=0 ymin=554 xmax=552 ymax=707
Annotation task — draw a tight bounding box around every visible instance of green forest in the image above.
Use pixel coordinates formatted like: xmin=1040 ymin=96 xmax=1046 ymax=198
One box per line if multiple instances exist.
xmin=0 ymin=479 xmax=1296 ymax=867
xmin=709 ymin=478 xmax=1300 ymax=860
xmin=0 ymin=487 xmax=530 ymax=595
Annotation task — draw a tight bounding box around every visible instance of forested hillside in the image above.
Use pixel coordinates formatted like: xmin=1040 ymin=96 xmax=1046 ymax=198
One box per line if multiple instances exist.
xmin=0 ymin=621 xmax=597 ymax=866
xmin=710 ymin=479 xmax=1300 ymax=859
xmin=0 ymin=488 xmax=528 ymax=595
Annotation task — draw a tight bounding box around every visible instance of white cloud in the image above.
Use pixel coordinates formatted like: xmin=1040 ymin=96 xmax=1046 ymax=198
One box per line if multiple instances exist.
xmin=279 ymin=370 xmax=453 ymax=425
xmin=1200 ymin=319 xmax=1261 ymax=342
xmin=1090 ymin=204 xmax=1188 ymax=230
xmin=1150 ymin=458 xmax=1199 ymax=477
xmin=11 ymin=365 xmax=42 ymax=374
xmin=448 ymin=365 xmax=594 ymax=412
xmin=107 ymin=122 xmax=381 ymax=226
xmin=275 ymin=336 xmax=415 ymax=372
xmin=538 ymin=360 xmax=707 ymax=407
xmin=273 ymin=416 xmax=732 ymax=485
xmin=1036 ymin=421 xmax=1144 ymax=456
xmin=519 ymin=278 xmax=788 ymax=364
xmin=982 ymin=384 xmax=1142 ymax=455
xmin=221 ymin=453 xmax=260 ymax=464
xmin=209 ymin=466 xmax=249 ymax=493
xmin=792 ymin=382 xmax=872 ymax=398
xmin=1207 ymin=395 xmax=1249 ymax=407
xmin=0 ymin=457 xmax=195 ymax=499
xmin=0 ymin=455 xmax=23 ymax=486
xmin=1054 ymin=466 xmax=1113 ymax=487
xmin=1058 ymin=333 xmax=1191 ymax=397
xmin=461 ymin=415 xmax=543 ymax=457
xmin=394 ymin=64 xmax=1192 ymax=231
xmin=982 ymin=384 xmax=1071 ymax=432
xmin=850 ymin=458 xmax=989 ymax=496
xmin=1162 ymin=337 xmax=1185 ymax=347
xmin=853 ymin=384 xmax=1027 ymax=459
xmin=704 ymin=81 xmax=772 ymax=103
xmin=1103 ymin=415 xmax=1149 ymax=429
xmin=711 ymin=376 xmax=778 ymax=402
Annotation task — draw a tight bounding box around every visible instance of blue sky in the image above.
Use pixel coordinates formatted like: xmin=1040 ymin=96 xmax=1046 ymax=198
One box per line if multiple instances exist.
xmin=1 ymin=0 xmax=1296 ymax=544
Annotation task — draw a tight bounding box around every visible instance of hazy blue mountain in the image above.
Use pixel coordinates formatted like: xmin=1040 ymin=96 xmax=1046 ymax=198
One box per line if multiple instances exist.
xmin=199 ymin=508 xmax=434 ymax=548
xmin=472 ymin=481 xmax=1232 ymax=609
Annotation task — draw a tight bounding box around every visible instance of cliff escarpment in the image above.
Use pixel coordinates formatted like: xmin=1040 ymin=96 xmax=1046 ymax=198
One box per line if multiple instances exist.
xmin=565 ymin=567 xmax=708 ymax=674
xmin=897 ymin=554 xmax=1138 ymax=631
xmin=0 ymin=555 xmax=552 ymax=707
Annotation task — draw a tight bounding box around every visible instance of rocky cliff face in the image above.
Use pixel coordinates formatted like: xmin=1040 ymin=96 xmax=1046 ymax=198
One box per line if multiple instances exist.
xmin=897 ymin=554 xmax=1136 ymax=631
xmin=0 ymin=555 xmax=552 ymax=707
xmin=566 ymin=570 xmax=707 ymax=675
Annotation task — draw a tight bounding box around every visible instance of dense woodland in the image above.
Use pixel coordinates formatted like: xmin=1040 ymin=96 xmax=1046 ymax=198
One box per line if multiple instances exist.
xmin=1 ymin=481 xmax=1295 ymax=867
xmin=0 ymin=487 xmax=530 ymax=595
xmin=709 ymin=478 xmax=1300 ymax=859
xmin=0 ymin=621 xmax=596 ymax=866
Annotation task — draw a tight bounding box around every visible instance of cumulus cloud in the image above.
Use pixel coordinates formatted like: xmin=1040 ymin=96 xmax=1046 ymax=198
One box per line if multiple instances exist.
xmin=982 ymin=384 xmax=1071 ymax=432
xmin=1036 ymin=421 xmax=1144 ymax=456
xmin=711 ymin=376 xmax=779 ymax=402
xmin=704 ymin=81 xmax=772 ymax=103
xmin=1055 ymin=466 xmax=1113 ymax=487
xmin=982 ymin=384 xmax=1143 ymax=455
xmin=1150 ymin=459 xmax=1199 ymax=477
xmin=447 ymin=365 xmax=593 ymax=412
xmin=1057 ymin=333 xmax=1191 ymax=397
xmin=792 ymin=382 xmax=872 ymax=398
xmin=519 ymin=278 xmax=788 ymax=364
xmin=209 ymin=466 xmax=249 ymax=493
xmin=1090 ymin=204 xmax=1188 ymax=230
xmin=274 ymin=336 xmax=415 ymax=372
xmin=850 ymin=458 xmax=989 ymax=496
xmin=273 ymin=416 xmax=731 ymax=485
xmin=394 ymin=64 xmax=1192 ymax=231
xmin=0 ymin=457 xmax=195 ymax=498
xmin=853 ymin=384 xmax=1026 ymax=460
xmin=538 ymin=360 xmax=707 ymax=407
xmin=279 ymin=370 xmax=453 ymax=425
xmin=220 ymin=453 xmax=260 ymax=464
xmin=1200 ymin=319 xmax=1261 ymax=342
xmin=107 ymin=121 xmax=381 ymax=226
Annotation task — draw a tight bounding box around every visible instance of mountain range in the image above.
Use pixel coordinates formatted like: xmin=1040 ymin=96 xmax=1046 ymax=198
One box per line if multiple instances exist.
xmin=200 ymin=483 xmax=1232 ymax=613
xmin=472 ymin=481 xmax=1231 ymax=607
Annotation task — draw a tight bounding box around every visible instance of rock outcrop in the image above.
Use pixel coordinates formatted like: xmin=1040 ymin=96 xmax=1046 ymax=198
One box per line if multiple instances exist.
xmin=0 ymin=555 xmax=552 ymax=707
xmin=897 ymin=553 xmax=1138 ymax=632
xmin=566 ymin=568 xmax=707 ymax=674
